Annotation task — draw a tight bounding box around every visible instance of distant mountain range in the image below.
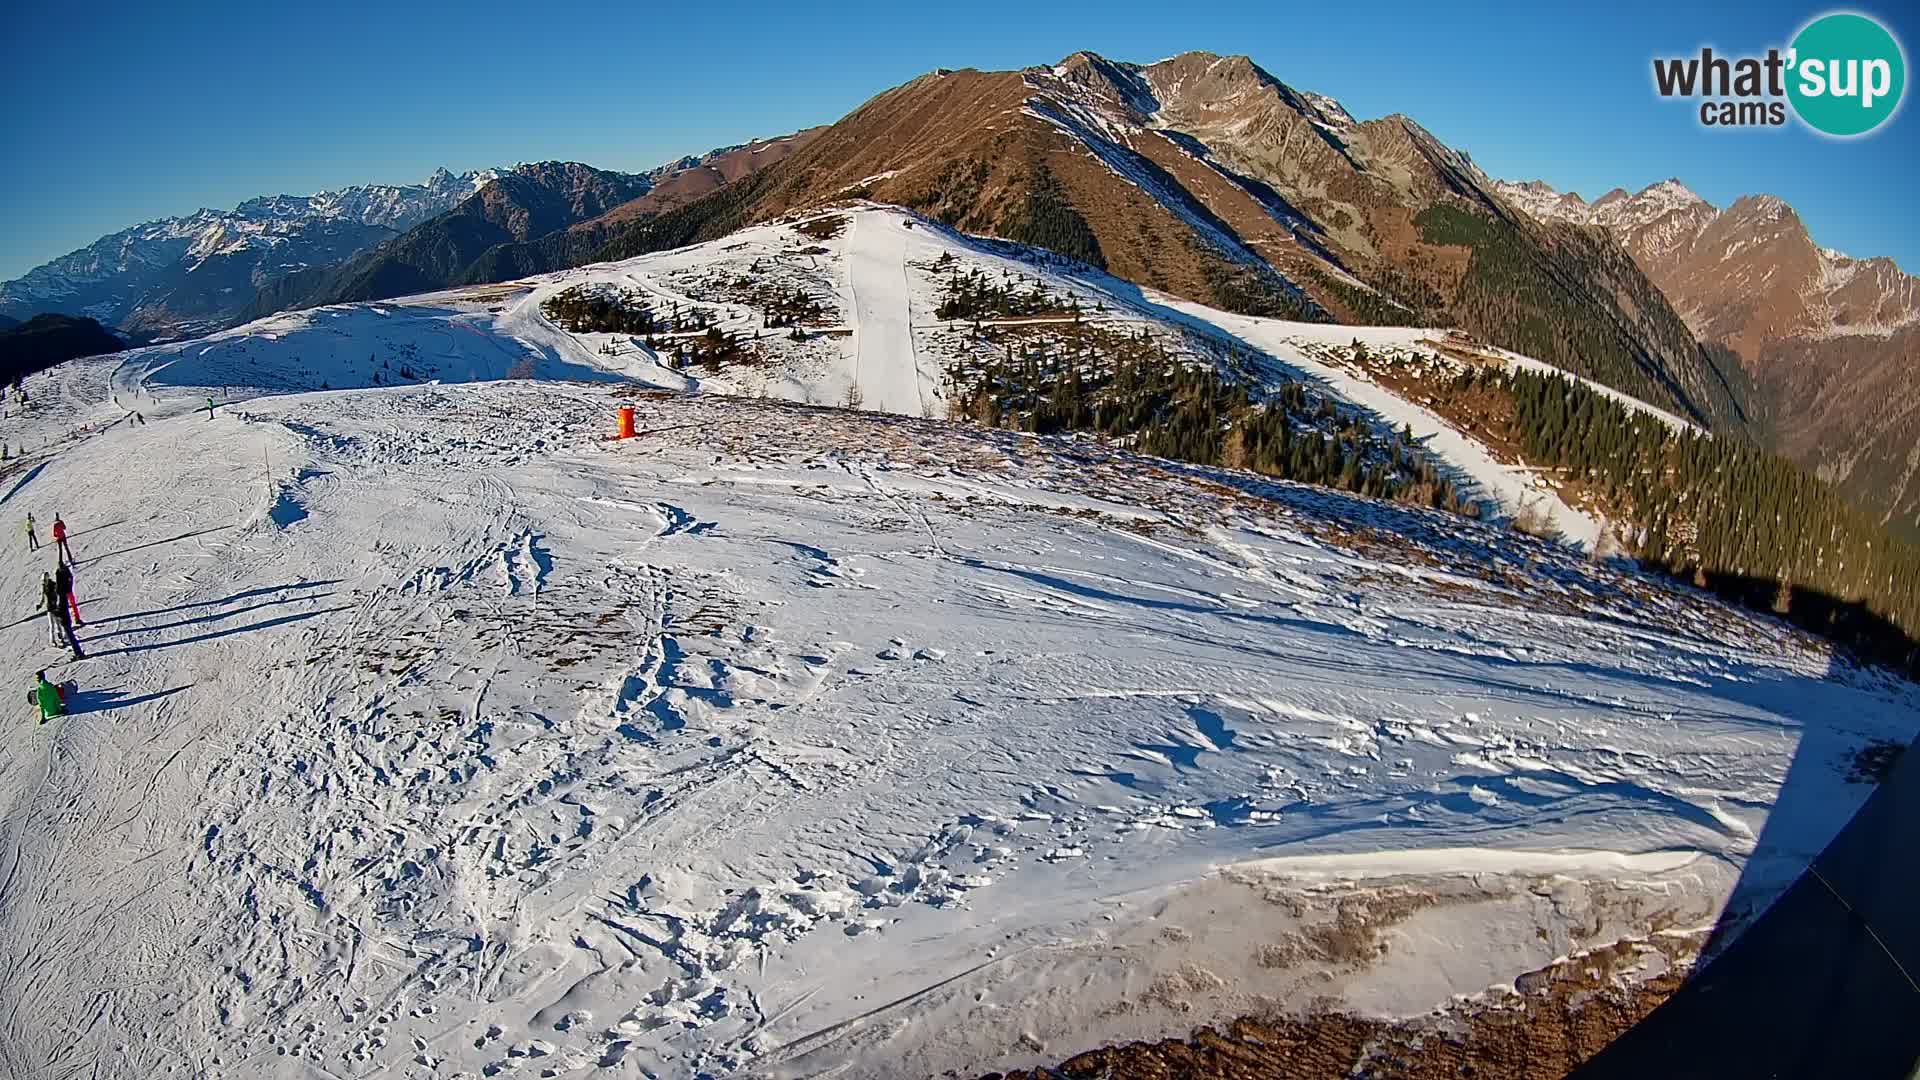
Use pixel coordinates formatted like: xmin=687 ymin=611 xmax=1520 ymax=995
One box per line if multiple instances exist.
xmin=0 ymin=169 xmax=500 ymax=339
xmin=245 ymin=133 xmax=818 ymax=316
xmin=241 ymin=161 xmax=655 ymax=317
xmin=0 ymin=139 xmax=817 ymax=343
xmin=1492 ymin=177 xmax=1920 ymax=536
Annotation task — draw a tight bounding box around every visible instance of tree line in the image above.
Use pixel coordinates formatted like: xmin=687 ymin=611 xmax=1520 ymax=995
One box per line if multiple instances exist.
xmin=1442 ymin=364 xmax=1920 ymax=674
xmin=946 ymin=329 xmax=1470 ymax=515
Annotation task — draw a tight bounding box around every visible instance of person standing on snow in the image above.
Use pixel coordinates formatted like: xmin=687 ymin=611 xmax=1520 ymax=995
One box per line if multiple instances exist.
xmin=206 ymin=397 xmax=216 ymax=420
xmin=51 ymin=514 xmax=72 ymax=565
xmin=40 ymin=571 xmax=83 ymax=659
xmin=30 ymin=670 xmax=65 ymax=724
xmin=40 ymin=573 xmax=62 ymax=646
xmin=52 ymin=582 xmax=82 ymax=660
xmin=54 ymin=560 xmax=81 ymax=627
xmin=24 ymin=513 xmax=37 ymax=553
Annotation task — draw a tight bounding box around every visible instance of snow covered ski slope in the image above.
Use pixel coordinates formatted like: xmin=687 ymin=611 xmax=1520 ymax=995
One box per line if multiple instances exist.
xmin=79 ymin=205 xmax=1693 ymax=552
xmin=0 ymin=376 xmax=1913 ymax=1079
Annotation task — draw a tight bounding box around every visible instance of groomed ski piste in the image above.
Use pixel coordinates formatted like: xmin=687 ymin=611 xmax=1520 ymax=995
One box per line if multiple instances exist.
xmin=0 ymin=206 xmax=1913 ymax=1079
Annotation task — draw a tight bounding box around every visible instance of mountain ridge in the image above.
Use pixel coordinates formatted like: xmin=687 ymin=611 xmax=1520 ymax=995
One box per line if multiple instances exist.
xmin=1493 ymin=176 xmax=1920 ymax=536
xmin=242 ymin=138 xmax=820 ymax=317
xmin=569 ymin=49 xmax=1748 ymax=433
xmin=8 ymin=49 xmax=1762 ymax=445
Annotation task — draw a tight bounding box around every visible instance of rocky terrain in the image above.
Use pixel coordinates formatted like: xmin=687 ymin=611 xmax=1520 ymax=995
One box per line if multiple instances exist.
xmin=1494 ymin=177 xmax=1920 ymax=537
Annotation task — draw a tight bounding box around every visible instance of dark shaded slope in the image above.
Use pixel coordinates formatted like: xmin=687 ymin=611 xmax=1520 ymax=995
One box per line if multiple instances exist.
xmin=1572 ymin=730 xmax=1920 ymax=1080
xmin=0 ymin=314 xmax=124 ymax=384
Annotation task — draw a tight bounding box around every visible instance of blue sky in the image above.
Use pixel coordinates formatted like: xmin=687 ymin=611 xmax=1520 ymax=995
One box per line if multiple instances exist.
xmin=2 ymin=0 xmax=1915 ymax=281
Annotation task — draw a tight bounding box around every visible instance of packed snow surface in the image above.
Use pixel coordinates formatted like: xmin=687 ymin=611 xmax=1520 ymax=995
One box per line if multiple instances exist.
xmin=0 ymin=206 xmax=1913 ymax=1079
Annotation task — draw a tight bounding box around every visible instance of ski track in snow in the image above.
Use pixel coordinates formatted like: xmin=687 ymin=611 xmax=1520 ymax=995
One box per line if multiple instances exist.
xmin=0 ymin=209 xmax=1912 ymax=1079
xmin=846 ymin=212 xmax=929 ymax=417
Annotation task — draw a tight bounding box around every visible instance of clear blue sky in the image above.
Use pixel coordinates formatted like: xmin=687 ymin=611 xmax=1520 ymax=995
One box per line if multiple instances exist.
xmin=3 ymin=0 xmax=1915 ymax=280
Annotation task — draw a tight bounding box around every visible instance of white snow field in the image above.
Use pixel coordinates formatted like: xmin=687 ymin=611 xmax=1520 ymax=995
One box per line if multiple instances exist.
xmin=0 ymin=207 xmax=1912 ymax=1079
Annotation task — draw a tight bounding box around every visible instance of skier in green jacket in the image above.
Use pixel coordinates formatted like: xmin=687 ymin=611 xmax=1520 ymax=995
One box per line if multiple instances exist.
xmin=31 ymin=671 xmax=64 ymax=724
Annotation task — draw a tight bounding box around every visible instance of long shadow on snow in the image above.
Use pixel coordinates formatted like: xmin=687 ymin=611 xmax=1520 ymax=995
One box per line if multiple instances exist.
xmin=87 ymin=579 xmax=342 ymax=626
xmin=943 ymin=456 xmax=1869 ymax=735
xmin=1573 ymin=723 xmax=1920 ymax=1079
xmin=0 ymin=461 xmax=48 ymax=507
xmin=58 ymin=518 xmax=129 ymax=541
xmin=88 ymin=606 xmax=351 ymax=658
xmin=1245 ymin=768 xmax=1750 ymax=850
xmin=65 ymin=684 xmax=192 ymax=715
xmin=86 ymin=591 xmax=338 ymax=641
xmin=961 ymin=547 xmax=1812 ymax=732
xmin=961 ymin=556 xmax=1372 ymax=641
xmin=75 ymin=524 xmax=233 ymax=567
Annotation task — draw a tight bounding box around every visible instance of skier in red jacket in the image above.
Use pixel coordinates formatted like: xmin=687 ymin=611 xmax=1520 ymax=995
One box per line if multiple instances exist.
xmin=51 ymin=513 xmax=72 ymax=565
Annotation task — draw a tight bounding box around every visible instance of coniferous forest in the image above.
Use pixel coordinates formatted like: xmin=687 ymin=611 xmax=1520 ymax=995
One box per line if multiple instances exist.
xmin=1446 ymin=365 xmax=1920 ymax=675
xmin=946 ymin=329 xmax=1471 ymax=516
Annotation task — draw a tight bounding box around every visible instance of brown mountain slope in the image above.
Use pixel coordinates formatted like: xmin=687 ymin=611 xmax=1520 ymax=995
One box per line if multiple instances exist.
xmin=592 ymin=50 xmax=1745 ymax=429
xmin=1494 ymin=178 xmax=1920 ymax=536
xmin=726 ymin=63 xmax=1318 ymax=316
xmin=1117 ymin=52 xmax=1744 ymax=428
xmin=592 ymin=130 xmax=824 ymax=227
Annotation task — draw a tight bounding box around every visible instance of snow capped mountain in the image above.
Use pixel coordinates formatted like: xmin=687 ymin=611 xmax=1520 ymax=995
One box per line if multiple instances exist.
xmin=228 ymin=166 xmax=502 ymax=231
xmin=1589 ymin=177 xmax=1713 ymax=234
xmin=0 ymin=167 xmax=501 ymax=339
xmin=1492 ymin=176 xmax=1718 ymax=265
xmin=1493 ymin=176 xmax=1920 ymax=341
xmin=1496 ymin=176 xmax=1920 ymax=348
xmin=1489 ymin=179 xmax=1591 ymax=224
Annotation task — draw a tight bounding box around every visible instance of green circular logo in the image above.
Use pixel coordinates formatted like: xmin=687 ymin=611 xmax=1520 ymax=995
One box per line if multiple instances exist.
xmin=1788 ymin=12 xmax=1906 ymax=136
